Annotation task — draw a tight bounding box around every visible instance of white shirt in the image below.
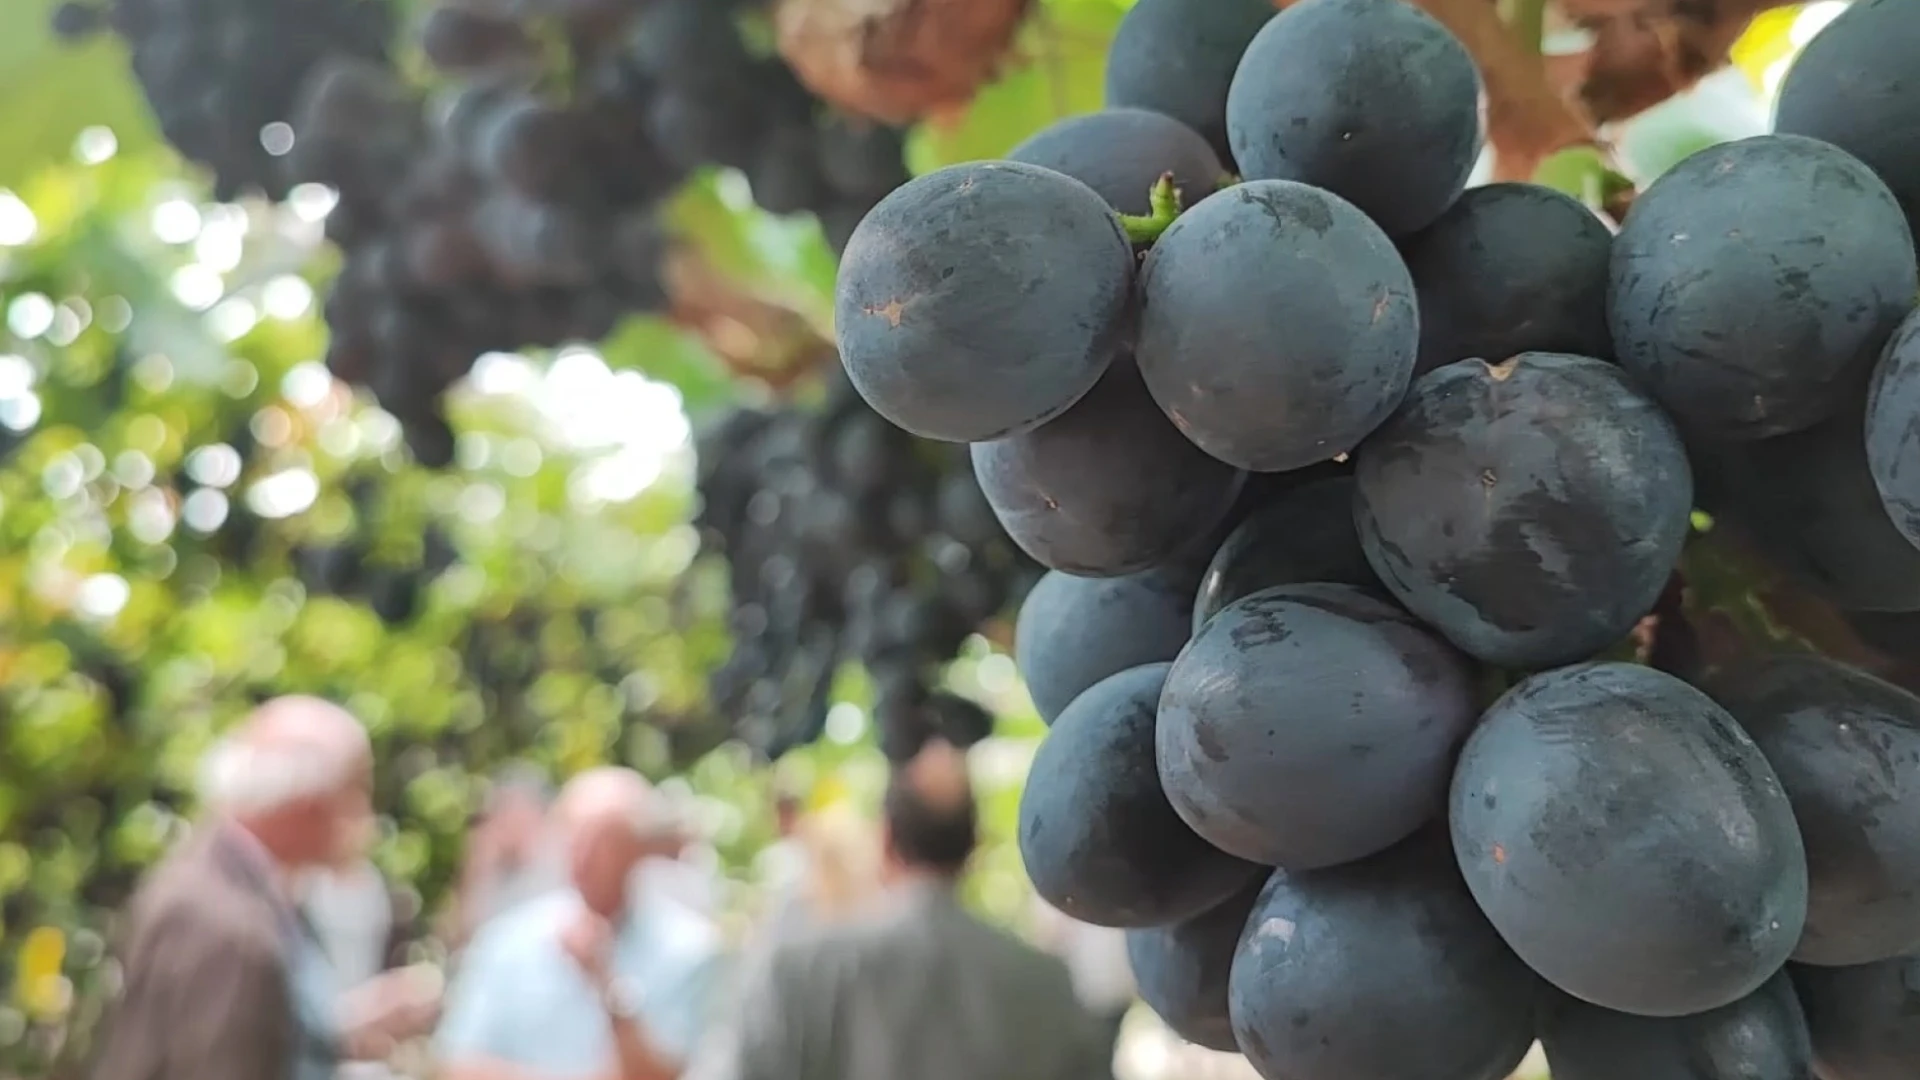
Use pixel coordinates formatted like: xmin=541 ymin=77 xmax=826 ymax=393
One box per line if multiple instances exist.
xmin=301 ymin=861 xmax=393 ymax=995
xmin=436 ymin=888 xmax=726 ymax=1077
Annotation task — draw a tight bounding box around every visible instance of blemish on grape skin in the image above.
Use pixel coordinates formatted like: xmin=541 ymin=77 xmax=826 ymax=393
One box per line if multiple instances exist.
xmin=865 ymin=299 xmax=908 ymax=328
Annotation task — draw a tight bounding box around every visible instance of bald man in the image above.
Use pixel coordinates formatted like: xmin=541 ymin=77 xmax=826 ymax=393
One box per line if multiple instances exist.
xmin=437 ymin=767 xmax=725 ymax=1080
xmin=95 ymin=696 xmax=388 ymax=1080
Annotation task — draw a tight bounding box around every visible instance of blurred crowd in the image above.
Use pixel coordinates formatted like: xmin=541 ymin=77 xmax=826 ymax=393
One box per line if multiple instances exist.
xmin=84 ymin=696 xmax=1156 ymax=1080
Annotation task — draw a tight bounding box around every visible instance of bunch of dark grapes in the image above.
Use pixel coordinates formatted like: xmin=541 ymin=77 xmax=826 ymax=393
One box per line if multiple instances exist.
xmin=693 ymin=369 xmax=1038 ymax=762
xmin=829 ymin=0 xmax=1920 ymax=1077
xmin=51 ymin=0 xmax=394 ymax=201
xmin=291 ymin=0 xmax=908 ymax=466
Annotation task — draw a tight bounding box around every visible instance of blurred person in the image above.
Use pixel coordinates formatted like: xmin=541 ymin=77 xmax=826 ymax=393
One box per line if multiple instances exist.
xmin=304 ymin=858 xmax=438 ymax=1080
xmin=302 ymin=857 xmax=401 ymax=995
xmin=699 ymin=741 xmax=1113 ymax=1080
xmin=751 ymin=786 xmax=808 ymax=900
xmin=436 ymin=767 xmax=726 ymax=1080
xmin=649 ymin=837 xmax=729 ymax=919
xmin=447 ymin=764 xmax=561 ymax=949
xmin=758 ymin=802 xmax=881 ymax=944
xmin=93 ymin=696 xmax=430 ymax=1080
xmin=682 ymin=802 xmax=882 ymax=1077
xmin=641 ymin=792 xmax=722 ymax=919
xmin=792 ymin=804 xmax=882 ymax=923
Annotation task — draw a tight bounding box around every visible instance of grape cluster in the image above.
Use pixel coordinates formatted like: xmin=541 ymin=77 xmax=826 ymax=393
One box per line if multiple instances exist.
xmin=296 ymin=0 xmax=908 ymax=466
xmin=51 ymin=0 xmax=394 ymax=202
xmin=693 ymin=369 xmax=1038 ymax=761
xmin=834 ymin=0 xmax=1920 ymax=1076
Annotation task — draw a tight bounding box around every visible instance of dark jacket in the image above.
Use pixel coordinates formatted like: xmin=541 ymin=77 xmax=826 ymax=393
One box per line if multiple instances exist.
xmin=91 ymin=823 xmax=334 ymax=1080
xmin=711 ymin=882 xmax=1113 ymax=1080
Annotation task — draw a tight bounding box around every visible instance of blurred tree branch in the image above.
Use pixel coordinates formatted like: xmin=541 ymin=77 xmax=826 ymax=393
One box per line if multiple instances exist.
xmin=664 ymin=246 xmax=838 ymax=393
xmin=1560 ymin=0 xmax=1799 ymax=123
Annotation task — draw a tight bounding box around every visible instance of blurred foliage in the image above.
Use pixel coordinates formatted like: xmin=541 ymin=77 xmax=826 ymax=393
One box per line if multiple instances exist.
xmin=0 ymin=0 xmax=1830 ymax=1072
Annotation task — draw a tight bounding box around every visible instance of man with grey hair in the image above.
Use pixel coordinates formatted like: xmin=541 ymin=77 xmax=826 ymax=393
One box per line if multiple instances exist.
xmin=95 ymin=695 xmax=421 ymax=1080
xmin=436 ymin=766 xmax=725 ymax=1080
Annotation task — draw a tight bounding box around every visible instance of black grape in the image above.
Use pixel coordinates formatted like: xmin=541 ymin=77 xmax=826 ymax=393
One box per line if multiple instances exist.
xmin=1007 ymin=108 xmax=1224 ymax=215
xmin=419 ymin=5 xmax=535 ymax=73
xmin=626 ymin=0 xmax=750 ymax=87
xmin=276 ymin=0 xmax=913 ymax=463
xmin=1399 ymin=182 xmax=1614 ymax=374
xmin=1191 ymin=476 xmax=1376 ymax=633
xmin=1158 ymin=584 xmax=1478 ymax=869
xmin=1867 ymin=309 xmax=1920 ymax=552
xmin=1697 ymin=404 xmax=1920 ymax=613
xmin=1451 ymin=663 xmax=1807 ymax=1017
xmin=1226 ymin=0 xmax=1482 ymax=237
xmin=693 ymin=371 xmax=1037 ymax=760
xmin=1103 ymin=0 xmax=1272 ymax=165
xmin=1135 ymin=181 xmax=1417 ymax=473
xmin=816 ymin=117 xmax=911 ymax=202
xmin=1610 ymin=134 xmax=1918 ymax=440
xmin=1774 ymin=0 xmax=1920 ymax=256
xmin=1016 ymin=663 xmax=1262 ymax=927
xmin=52 ymin=1 xmax=106 ymax=39
xmin=834 ymin=162 xmax=1135 ymax=443
xmin=1709 ymin=653 xmax=1920 ymax=966
xmin=1795 ymin=957 xmax=1920 ymax=1080
xmin=1228 ymin=833 xmax=1537 ymax=1080
xmin=1014 ymin=566 xmax=1199 ymax=726
xmin=971 ymin=361 xmax=1243 ymax=577
xmin=1539 ymin=974 xmax=1814 ymax=1080
xmin=1354 ymin=352 xmax=1693 ymax=670
xmin=1126 ymin=881 xmax=1261 ymax=1052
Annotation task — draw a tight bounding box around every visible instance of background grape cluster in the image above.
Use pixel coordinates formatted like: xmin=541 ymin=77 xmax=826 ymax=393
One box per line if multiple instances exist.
xmin=295 ymin=0 xmax=909 ymax=466
xmin=48 ymin=0 xmax=1045 ymax=763
xmin=693 ymin=370 xmax=1039 ymax=761
xmin=53 ymin=0 xmax=912 ymax=469
xmin=831 ymin=0 xmax=1920 ymax=1077
xmin=50 ymin=0 xmax=396 ymax=201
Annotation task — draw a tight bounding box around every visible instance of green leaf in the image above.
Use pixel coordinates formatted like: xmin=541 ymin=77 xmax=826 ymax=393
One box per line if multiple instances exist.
xmin=600 ymin=315 xmax=733 ymax=415
xmin=911 ymin=0 xmax=1124 ymax=170
xmin=1614 ymin=71 xmax=1768 ymax=184
xmin=0 ymin=0 xmax=158 ymax=189
xmin=1532 ymin=146 xmax=1633 ymax=213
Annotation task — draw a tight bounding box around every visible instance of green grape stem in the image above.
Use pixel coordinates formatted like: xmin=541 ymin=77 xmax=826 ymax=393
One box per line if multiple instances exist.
xmin=1118 ymin=173 xmax=1185 ymax=246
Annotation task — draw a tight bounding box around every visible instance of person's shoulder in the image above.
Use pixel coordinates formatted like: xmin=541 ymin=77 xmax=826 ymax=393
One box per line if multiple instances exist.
xmin=958 ymin=908 xmax=1082 ymax=988
xmin=128 ymin=847 xmax=279 ymax=957
xmin=769 ymin=897 xmax=936 ymax=974
xmin=749 ymin=921 xmax=858 ymax=999
xmin=465 ymin=889 xmax=574 ymax=964
xmin=140 ymin=891 xmax=283 ymax=961
xmin=638 ymin=888 xmax=725 ymax=965
xmin=851 ymin=897 xmax=1080 ymax=996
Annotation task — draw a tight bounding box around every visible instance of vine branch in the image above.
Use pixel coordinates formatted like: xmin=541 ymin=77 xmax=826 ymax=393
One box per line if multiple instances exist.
xmin=664 ymin=247 xmax=838 ymax=391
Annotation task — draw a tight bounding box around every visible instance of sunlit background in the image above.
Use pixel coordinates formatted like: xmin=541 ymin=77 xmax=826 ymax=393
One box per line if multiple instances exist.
xmin=0 ymin=0 xmax=1867 ymax=1075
